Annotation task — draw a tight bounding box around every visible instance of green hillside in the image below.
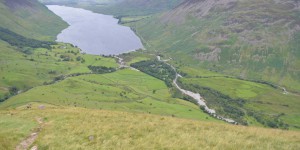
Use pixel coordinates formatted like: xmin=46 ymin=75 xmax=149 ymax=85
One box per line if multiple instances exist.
xmin=0 ymin=0 xmax=67 ymax=40
xmin=0 ymin=41 xmax=118 ymax=101
xmin=129 ymin=0 xmax=300 ymax=93
xmin=0 ymin=0 xmax=300 ymax=149
xmin=119 ymin=0 xmax=300 ymax=129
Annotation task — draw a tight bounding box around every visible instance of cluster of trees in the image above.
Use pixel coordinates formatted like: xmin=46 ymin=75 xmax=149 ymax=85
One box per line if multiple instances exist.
xmin=76 ymin=56 xmax=86 ymax=63
xmin=247 ymin=111 xmax=289 ymax=129
xmin=44 ymin=73 xmax=92 ymax=85
xmin=177 ymin=79 xmax=290 ymax=128
xmin=131 ymin=60 xmax=176 ymax=87
xmin=0 ymin=27 xmax=55 ymax=50
xmin=177 ymin=80 xmax=248 ymax=125
xmin=88 ymin=65 xmax=116 ymax=74
xmin=0 ymin=86 xmax=19 ymax=102
xmin=60 ymin=55 xmax=72 ymax=61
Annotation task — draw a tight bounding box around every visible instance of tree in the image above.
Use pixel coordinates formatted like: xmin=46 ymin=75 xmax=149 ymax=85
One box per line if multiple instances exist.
xmin=9 ymin=86 xmax=18 ymax=95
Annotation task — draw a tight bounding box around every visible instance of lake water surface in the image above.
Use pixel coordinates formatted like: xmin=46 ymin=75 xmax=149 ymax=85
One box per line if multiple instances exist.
xmin=47 ymin=5 xmax=144 ymax=55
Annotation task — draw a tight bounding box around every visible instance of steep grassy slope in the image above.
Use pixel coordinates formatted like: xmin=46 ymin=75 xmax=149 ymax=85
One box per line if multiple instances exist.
xmin=0 ymin=0 xmax=67 ymax=40
xmin=1 ymin=104 xmax=300 ymax=149
xmin=130 ymin=0 xmax=300 ymax=92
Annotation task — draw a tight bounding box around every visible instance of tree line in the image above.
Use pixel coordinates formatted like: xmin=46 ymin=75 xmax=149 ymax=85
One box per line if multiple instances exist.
xmin=131 ymin=60 xmax=176 ymax=87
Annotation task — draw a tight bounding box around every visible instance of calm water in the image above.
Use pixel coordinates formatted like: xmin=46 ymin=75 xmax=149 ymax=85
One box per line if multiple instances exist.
xmin=47 ymin=5 xmax=144 ymax=55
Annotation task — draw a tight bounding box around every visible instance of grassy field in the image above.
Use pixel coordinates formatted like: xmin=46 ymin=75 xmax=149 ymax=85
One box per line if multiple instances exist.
xmin=1 ymin=68 xmax=216 ymax=121
xmin=0 ymin=41 xmax=117 ymax=100
xmin=181 ymin=77 xmax=275 ymax=99
xmin=0 ymin=104 xmax=299 ymax=150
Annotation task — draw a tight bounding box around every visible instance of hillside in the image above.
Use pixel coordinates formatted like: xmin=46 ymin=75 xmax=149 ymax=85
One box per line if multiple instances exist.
xmin=122 ymin=0 xmax=300 ymax=129
xmin=39 ymin=0 xmax=121 ymax=5
xmin=0 ymin=0 xmax=300 ymax=149
xmin=0 ymin=0 xmax=216 ymax=127
xmin=130 ymin=0 xmax=300 ymax=92
xmin=0 ymin=0 xmax=67 ymax=40
xmin=39 ymin=0 xmax=184 ymax=16
xmin=1 ymin=104 xmax=299 ymax=149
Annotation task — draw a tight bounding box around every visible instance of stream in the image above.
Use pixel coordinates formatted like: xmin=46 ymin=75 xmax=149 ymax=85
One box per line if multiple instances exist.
xmin=156 ymin=56 xmax=237 ymax=124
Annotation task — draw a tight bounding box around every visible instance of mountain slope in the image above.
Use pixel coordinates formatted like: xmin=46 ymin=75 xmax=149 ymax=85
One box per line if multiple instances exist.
xmin=93 ymin=0 xmax=185 ymax=16
xmin=0 ymin=0 xmax=67 ymax=40
xmin=131 ymin=0 xmax=300 ymax=92
xmin=0 ymin=0 xmax=70 ymax=100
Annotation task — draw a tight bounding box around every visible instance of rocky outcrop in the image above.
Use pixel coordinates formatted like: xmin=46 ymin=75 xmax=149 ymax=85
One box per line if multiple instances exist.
xmin=195 ymin=48 xmax=221 ymax=62
xmin=161 ymin=0 xmax=237 ymax=24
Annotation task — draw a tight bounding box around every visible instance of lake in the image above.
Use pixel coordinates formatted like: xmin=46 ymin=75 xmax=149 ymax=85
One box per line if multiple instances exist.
xmin=47 ymin=5 xmax=144 ymax=55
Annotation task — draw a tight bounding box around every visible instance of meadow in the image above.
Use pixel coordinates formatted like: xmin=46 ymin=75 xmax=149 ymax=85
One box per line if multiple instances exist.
xmin=1 ymin=68 xmax=216 ymax=121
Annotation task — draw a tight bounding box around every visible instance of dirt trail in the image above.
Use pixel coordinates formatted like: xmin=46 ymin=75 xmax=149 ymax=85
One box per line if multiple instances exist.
xmin=16 ymin=117 xmax=44 ymax=150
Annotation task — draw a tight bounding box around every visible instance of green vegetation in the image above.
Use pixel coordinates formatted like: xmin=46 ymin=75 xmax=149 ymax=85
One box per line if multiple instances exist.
xmin=0 ymin=111 xmax=38 ymax=150
xmin=131 ymin=59 xmax=176 ymax=87
xmin=1 ymin=69 xmax=215 ymax=121
xmin=88 ymin=65 xmax=116 ymax=74
xmin=0 ymin=27 xmax=55 ymax=50
xmin=0 ymin=41 xmax=117 ymax=102
xmin=1 ymin=0 xmax=300 ymax=149
xmin=177 ymin=75 xmax=300 ymax=129
xmin=118 ymin=15 xmax=151 ymax=24
xmin=110 ymin=0 xmax=300 ymax=129
xmin=0 ymin=105 xmax=299 ymax=149
xmin=119 ymin=50 xmax=154 ymax=65
xmin=128 ymin=0 xmax=300 ymax=92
